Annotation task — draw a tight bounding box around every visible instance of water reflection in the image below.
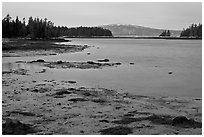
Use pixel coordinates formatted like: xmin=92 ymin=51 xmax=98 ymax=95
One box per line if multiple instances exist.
xmin=2 ymin=62 xmax=45 ymax=74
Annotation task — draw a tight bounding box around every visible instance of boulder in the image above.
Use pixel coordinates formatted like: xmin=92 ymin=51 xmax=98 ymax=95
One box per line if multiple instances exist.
xmin=68 ymin=81 xmax=77 ymax=84
xmin=99 ymin=126 xmax=133 ymax=135
xmin=36 ymin=59 xmax=45 ymax=62
xmin=168 ymin=71 xmax=173 ymax=74
xmin=115 ymin=63 xmax=121 ymax=65
xmin=173 ymin=116 xmax=188 ymax=124
xmin=68 ymin=97 xmax=88 ymax=102
xmin=2 ymin=118 xmax=36 ymax=135
xmin=92 ymin=98 xmax=106 ymax=103
xmin=57 ymin=60 xmax=63 ymax=64
xmin=172 ymin=116 xmax=202 ymax=128
xmin=53 ymin=89 xmax=72 ymax=96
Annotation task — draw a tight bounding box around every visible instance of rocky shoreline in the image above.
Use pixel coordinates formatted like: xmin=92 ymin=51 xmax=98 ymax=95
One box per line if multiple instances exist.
xmin=2 ymin=38 xmax=202 ymax=135
xmin=2 ymin=72 xmax=202 ymax=134
xmin=2 ymin=38 xmax=88 ymax=57
xmin=21 ymin=59 xmax=121 ymax=69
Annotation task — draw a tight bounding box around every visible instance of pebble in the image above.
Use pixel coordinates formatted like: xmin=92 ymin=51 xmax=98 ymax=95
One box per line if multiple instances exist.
xmin=80 ymin=130 xmax=84 ymax=133
xmin=57 ymin=103 xmax=61 ymax=106
xmin=136 ymin=125 xmax=143 ymax=128
xmin=168 ymin=72 xmax=173 ymax=74
xmin=174 ymin=130 xmax=179 ymax=135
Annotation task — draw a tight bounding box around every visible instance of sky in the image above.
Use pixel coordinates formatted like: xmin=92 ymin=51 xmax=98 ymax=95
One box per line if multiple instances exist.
xmin=2 ymin=2 xmax=202 ymax=30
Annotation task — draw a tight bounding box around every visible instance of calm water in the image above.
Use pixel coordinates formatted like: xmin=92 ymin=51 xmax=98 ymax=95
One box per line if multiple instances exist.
xmin=2 ymin=39 xmax=202 ymax=97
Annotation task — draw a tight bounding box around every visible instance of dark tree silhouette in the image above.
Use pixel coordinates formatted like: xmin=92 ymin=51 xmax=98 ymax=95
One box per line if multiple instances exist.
xmin=167 ymin=30 xmax=171 ymax=36
xmin=2 ymin=14 xmax=113 ymax=39
xmin=2 ymin=14 xmax=12 ymax=38
xmin=180 ymin=23 xmax=202 ymax=38
xmin=159 ymin=30 xmax=171 ymax=37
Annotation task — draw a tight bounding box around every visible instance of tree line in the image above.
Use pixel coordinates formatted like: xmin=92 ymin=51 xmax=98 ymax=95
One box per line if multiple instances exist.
xmin=159 ymin=30 xmax=171 ymax=37
xmin=2 ymin=14 xmax=113 ymax=39
xmin=180 ymin=24 xmax=202 ymax=38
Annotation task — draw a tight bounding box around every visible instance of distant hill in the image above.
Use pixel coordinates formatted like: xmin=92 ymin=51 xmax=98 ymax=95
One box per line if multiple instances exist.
xmin=100 ymin=24 xmax=181 ymax=37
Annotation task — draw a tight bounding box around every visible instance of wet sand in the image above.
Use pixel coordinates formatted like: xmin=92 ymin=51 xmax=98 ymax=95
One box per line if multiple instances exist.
xmin=2 ymin=72 xmax=202 ymax=135
xmin=2 ymin=39 xmax=202 ymax=135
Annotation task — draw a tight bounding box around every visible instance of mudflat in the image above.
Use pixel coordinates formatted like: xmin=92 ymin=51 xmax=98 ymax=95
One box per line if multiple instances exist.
xmin=2 ymin=73 xmax=202 ymax=135
xmin=2 ymin=38 xmax=202 ymax=135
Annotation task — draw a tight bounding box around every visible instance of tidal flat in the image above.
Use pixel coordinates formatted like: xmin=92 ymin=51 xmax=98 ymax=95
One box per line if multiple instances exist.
xmin=2 ymin=38 xmax=202 ymax=135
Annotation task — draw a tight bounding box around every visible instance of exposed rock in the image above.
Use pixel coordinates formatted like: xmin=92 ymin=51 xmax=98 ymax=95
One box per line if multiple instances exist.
xmin=2 ymin=38 xmax=88 ymax=57
xmin=115 ymin=105 xmax=122 ymax=109
xmin=36 ymin=69 xmax=46 ymax=73
xmin=53 ymin=95 xmax=66 ymax=98
xmin=31 ymin=59 xmax=45 ymax=63
xmin=2 ymin=118 xmax=37 ymax=135
xmin=49 ymin=53 xmax=57 ymax=55
xmin=126 ymin=110 xmax=150 ymax=116
xmin=2 ymin=71 xmax=12 ymax=75
xmin=99 ymin=126 xmax=133 ymax=135
xmin=67 ymin=81 xmax=77 ymax=84
xmin=29 ymin=60 xmax=122 ymax=69
xmin=52 ymin=89 xmax=72 ymax=96
xmin=174 ymin=130 xmax=179 ymax=135
xmin=172 ymin=116 xmax=202 ymax=128
xmin=97 ymin=59 xmax=110 ymax=62
xmin=113 ymin=114 xmax=171 ymax=125
xmin=80 ymin=130 xmax=85 ymax=133
xmin=173 ymin=116 xmax=188 ymax=125
xmin=8 ymin=110 xmax=36 ymax=116
xmin=13 ymin=69 xmax=28 ymax=75
xmin=36 ymin=59 xmax=45 ymax=62
xmin=99 ymin=119 xmax=109 ymax=123
xmin=194 ymin=98 xmax=201 ymax=101
xmin=56 ymin=102 xmax=61 ymax=105
xmin=57 ymin=60 xmax=63 ymax=64
xmin=83 ymin=92 xmax=93 ymax=96
xmin=115 ymin=62 xmax=121 ymax=65
xmin=68 ymin=97 xmax=88 ymax=102
xmin=147 ymin=114 xmax=172 ymax=125
xmin=113 ymin=113 xmax=202 ymax=129
xmin=68 ymin=88 xmax=79 ymax=91
xmin=87 ymin=61 xmax=100 ymax=65
xmin=92 ymin=98 xmax=107 ymax=103
xmin=113 ymin=117 xmax=139 ymax=125
xmin=136 ymin=125 xmax=144 ymax=128
xmin=168 ymin=72 xmax=173 ymax=74
xmin=2 ymin=67 xmax=202 ymax=135
xmin=16 ymin=60 xmax=24 ymax=63
xmin=31 ymin=88 xmax=48 ymax=93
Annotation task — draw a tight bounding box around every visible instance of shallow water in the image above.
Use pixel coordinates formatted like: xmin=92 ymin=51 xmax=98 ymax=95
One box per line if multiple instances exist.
xmin=2 ymin=38 xmax=202 ymax=97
